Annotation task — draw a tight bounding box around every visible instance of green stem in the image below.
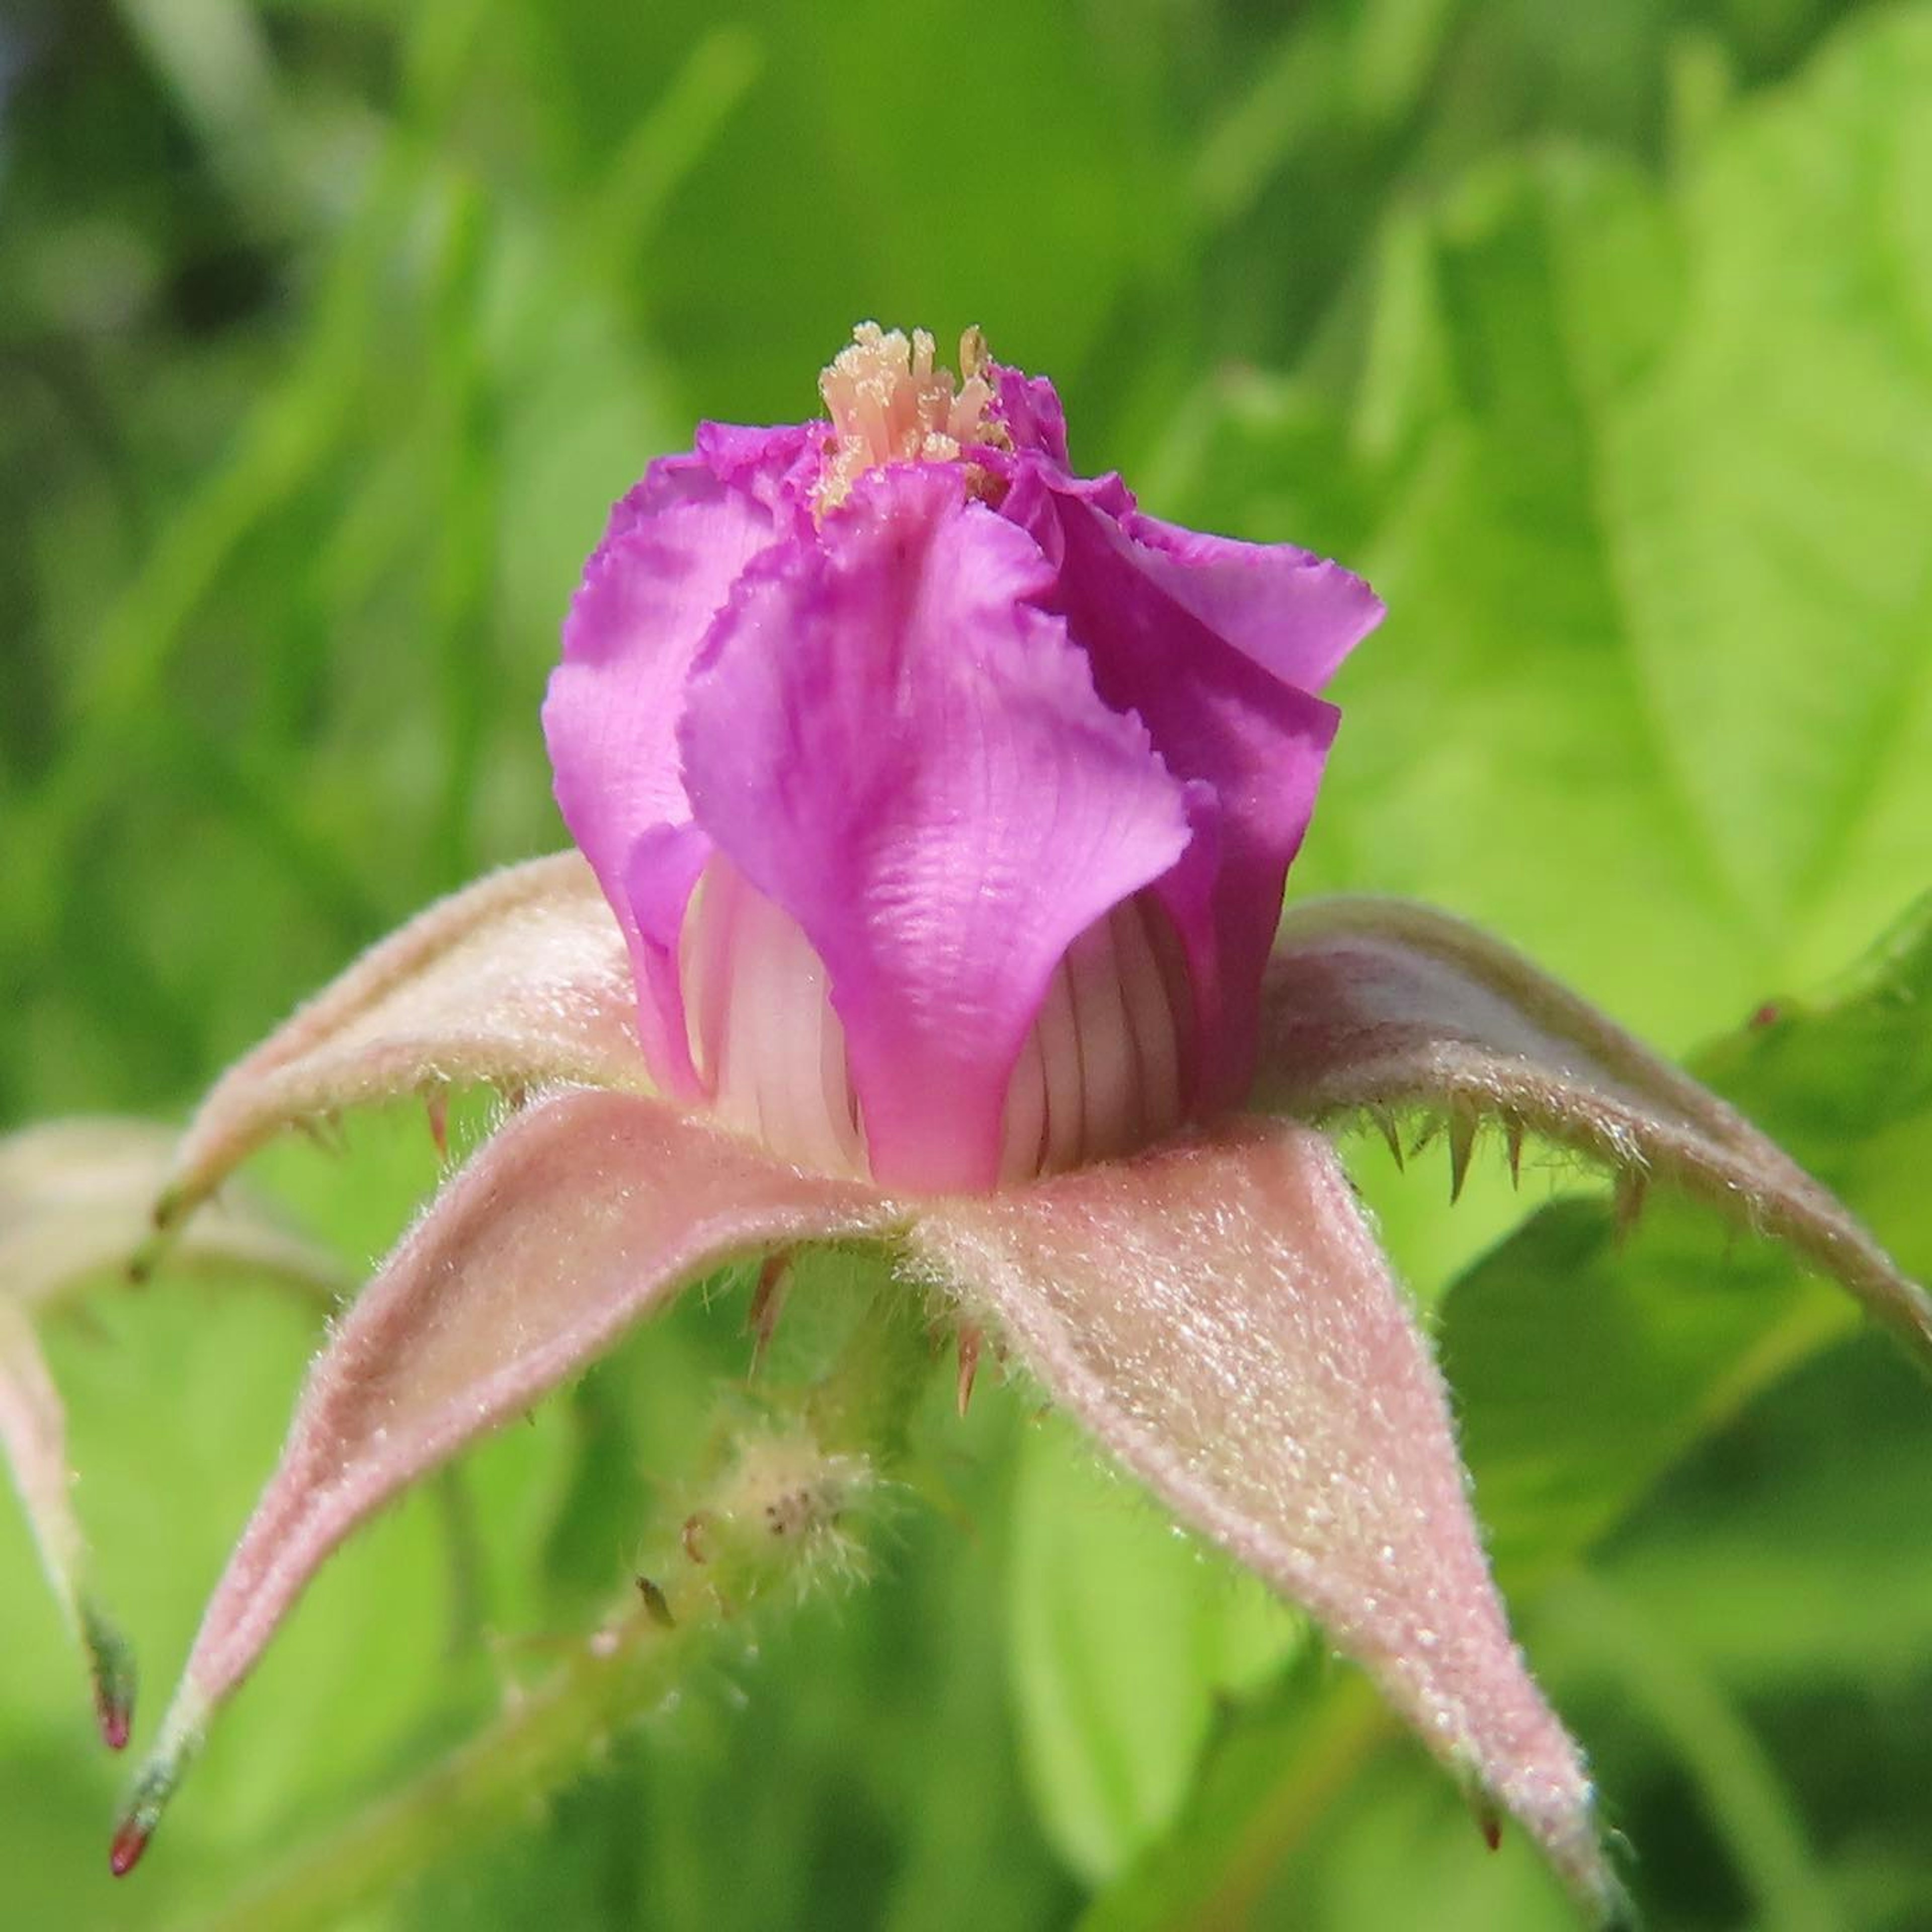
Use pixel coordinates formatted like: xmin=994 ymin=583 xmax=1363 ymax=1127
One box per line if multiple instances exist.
xmin=172 ymin=1598 xmax=711 ymax=1932
xmin=170 ymin=1271 xmax=941 ymax=1932
xmin=1079 ymin=1669 xmax=1395 ymax=1932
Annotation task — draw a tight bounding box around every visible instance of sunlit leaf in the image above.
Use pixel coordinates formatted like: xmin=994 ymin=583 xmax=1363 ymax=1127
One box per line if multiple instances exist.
xmin=1006 ymin=1412 xmax=1302 ymax=1881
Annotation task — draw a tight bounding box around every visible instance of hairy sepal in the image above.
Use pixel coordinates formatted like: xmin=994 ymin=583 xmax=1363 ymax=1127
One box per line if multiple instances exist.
xmin=1258 ymin=897 xmax=1932 ymax=1367
xmin=914 ymin=1123 xmax=1625 ymax=1922
xmin=121 ymin=1090 xmax=896 ymax=1867
xmin=0 ymin=1119 xmax=344 ymax=1753
xmin=0 ymin=1302 xmax=136 ymax=1750
xmin=153 ymin=855 xmax=648 ymax=1235
xmin=2 ymin=1118 xmax=341 ymax=1313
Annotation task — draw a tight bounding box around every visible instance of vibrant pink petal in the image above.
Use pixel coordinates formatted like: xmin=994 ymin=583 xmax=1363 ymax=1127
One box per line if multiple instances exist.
xmin=679 ymin=463 xmax=1194 ymax=1191
xmin=1256 ymin=897 xmax=1932 ymax=1366
xmin=988 ymin=360 xmax=1070 ymax=463
xmin=991 ymin=447 xmax=1383 ymax=696
xmin=543 ymin=427 xmax=817 ymax=1093
xmin=1003 ymin=461 xmax=1344 ymax=1115
xmin=115 ymin=1089 xmax=897 ymax=1868
xmin=153 ymin=855 xmax=645 ymax=1235
xmin=913 ymin=1123 xmax=1623 ymax=1921
xmin=1113 ymin=506 xmax=1384 ymax=694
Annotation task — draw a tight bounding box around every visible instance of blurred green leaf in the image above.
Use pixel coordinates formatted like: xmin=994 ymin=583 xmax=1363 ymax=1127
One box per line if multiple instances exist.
xmin=1007 ymin=1414 xmax=1303 ymax=1882
xmin=1187 ymin=10 xmax=1932 ymax=1052
xmin=1158 ymin=7 xmax=1932 ymax=1307
xmin=1448 ymin=889 xmax=1932 ymax=1593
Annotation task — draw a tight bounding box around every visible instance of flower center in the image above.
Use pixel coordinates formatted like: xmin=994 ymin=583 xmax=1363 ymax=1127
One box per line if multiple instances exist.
xmin=814 ymin=323 xmax=1008 ymax=517
xmin=677 ymin=858 xmax=1192 ymax=1189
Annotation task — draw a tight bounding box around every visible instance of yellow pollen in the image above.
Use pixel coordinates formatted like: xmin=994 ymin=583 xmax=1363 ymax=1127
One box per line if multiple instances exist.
xmin=814 ymin=323 xmax=1008 ymax=515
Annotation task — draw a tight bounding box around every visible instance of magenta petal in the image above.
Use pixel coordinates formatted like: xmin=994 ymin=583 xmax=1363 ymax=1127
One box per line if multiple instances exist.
xmin=543 ymin=426 xmax=816 ymax=1092
xmin=131 ymin=1089 xmax=895 ymax=1846
xmin=913 ymin=1123 xmax=1621 ymax=1920
xmin=1005 ymin=465 xmax=1343 ymax=1113
xmin=680 ymin=465 xmax=1194 ymax=1191
xmin=988 ymin=361 xmax=1071 ymax=464
xmin=1115 ymin=507 xmax=1384 ymax=694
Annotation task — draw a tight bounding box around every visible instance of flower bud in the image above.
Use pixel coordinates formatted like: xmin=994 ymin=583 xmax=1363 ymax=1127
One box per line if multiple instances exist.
xmin=544 ymin=325 xmax=1383 ymax=1190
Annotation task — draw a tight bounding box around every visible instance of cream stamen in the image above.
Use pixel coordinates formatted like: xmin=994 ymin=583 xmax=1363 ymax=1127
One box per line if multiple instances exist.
xmin=815 ymin=323 xmax=1009 ymax=515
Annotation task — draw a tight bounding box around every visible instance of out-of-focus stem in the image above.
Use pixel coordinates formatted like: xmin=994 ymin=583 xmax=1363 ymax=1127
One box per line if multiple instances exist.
xmin=169 ymin=1277 xmax=938 ymax=1932
xmin=172 ymin=1589 xmax=718 ymax=1932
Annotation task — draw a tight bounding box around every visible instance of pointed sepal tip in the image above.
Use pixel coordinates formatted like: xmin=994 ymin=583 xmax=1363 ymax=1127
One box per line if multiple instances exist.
xmin=108 ymin=1817 xmax=150 ymax=1879
xmin=108 ymin=1708 xmax=203 ymax=1878
xmin=81 ymin=1599 xmax=136 ymax=1752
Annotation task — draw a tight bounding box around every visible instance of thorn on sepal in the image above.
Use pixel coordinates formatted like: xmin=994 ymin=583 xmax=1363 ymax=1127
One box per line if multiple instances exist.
xmin=634 ymin=1576 xmax=676 ymax=1628
xmin=108 ymin=1817 xmax=149 ymax=1879
xmin=955 ymin=1324 xmax=982 ymax=1417
xmin=1613 ymin=1168 xmax=1650 ymax=1245
xmin=746 ymin=1253 xmax=792 ymax=1375
xmin=1447 ymin=1104 xmax=1477 ymax=1204
xmin=1370 ymin=1106 xmax=1404 ymax=1170
xmin=98 ymin=1701 xmax=131 ymax=1754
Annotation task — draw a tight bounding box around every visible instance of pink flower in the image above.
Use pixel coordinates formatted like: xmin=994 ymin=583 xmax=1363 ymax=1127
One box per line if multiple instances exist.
xmin=542 ymin=325 xmax=1381 ymax=1189
xmin=28 ymin=328 xmax=1921 ymax=1922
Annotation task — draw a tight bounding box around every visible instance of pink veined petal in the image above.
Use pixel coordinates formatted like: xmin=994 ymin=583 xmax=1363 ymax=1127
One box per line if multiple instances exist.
xmin=1004 ymin=461 xmax=1342 ymax=1116
xmin=119 ymin=1089 xmax=899 ymax=1866
xmin=1256 ymin=896 xmax=1932 ymax=1367
xmin=152 ymin=854 xmax=646 ymax=1237
xmin=987 ymin=360 xmax=1070 ymax=464
xmin=679 ymin=463 xmax=1195 ymax=1192
xmin=987 ymin=448 xmax=1385 ymax=695
xmin=1116 ymin=506 xmax=1383 ymax=695
xmin=912 ymin=1122 xmax=1624 ymax=1923
xmin=543 ymin=426 xmax=815 ymax=1093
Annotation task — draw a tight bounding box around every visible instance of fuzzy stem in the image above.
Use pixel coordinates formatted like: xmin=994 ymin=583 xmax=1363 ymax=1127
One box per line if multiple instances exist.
xmin=168 ymin=1595 xmax=715 ymax=1932
xmin=166 ymin=1271 xmax=939 ymax=1932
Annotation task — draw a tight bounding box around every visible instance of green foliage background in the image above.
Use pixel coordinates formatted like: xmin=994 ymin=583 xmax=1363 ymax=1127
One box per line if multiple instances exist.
xmin=3 ymin=1 xmax=1930 ymax=1926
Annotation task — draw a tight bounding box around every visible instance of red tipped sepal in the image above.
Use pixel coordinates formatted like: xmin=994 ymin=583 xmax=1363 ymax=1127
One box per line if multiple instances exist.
xmin=82 ymin=1599 xmax=136 ymax=1751
xmin=108 ymin=1705 xmax=203 ymax=1878
xmin=108 ymin=1817 xmax=149 ymax=1879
